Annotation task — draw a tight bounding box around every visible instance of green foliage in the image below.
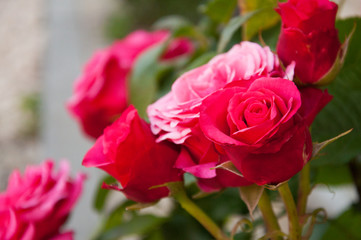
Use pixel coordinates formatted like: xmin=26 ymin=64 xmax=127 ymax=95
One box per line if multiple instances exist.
xmin=94 ymin=175 xmax=116 ymax=212
xmin=106 ymin=0 xmax=204 ymax=39
xmin=201 ymin=0 xmax=238 ymax=24
xmin=240 ymin=0 xmax=280 ymax=40
xmin=129 ymin=42 xmax=168 ymax=117
xmin=95 ymin=214 xmax=166 ymax=240
xmin=313 ymin=165 xmax=353 ymax=185
xmin=218 ymin=11 xmax=259 ymax=53
xmin=311 ymin=18 xmax=361 ymax=166
xmin=321 ymin=206 xmax=361 ymax=240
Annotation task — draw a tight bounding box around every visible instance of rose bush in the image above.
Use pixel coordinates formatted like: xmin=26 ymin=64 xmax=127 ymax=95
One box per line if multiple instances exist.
xmin=67 ymin=30 xmax=193 ymax=139
xmin=0 ymin=160 xmax=85 ymax=240
xmin=276 ymin=0 xmax=341 ymax=85
xmin=83 ymin=105 xmax=183 ymax=203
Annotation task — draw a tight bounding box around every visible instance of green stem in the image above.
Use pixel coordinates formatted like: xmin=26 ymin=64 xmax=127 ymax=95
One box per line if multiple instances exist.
xmin=278 ymin=183 xmax=301 ymax=240
xmin=258 ymin=190 xmax=281 ymax=234
xmin=297 ymin=163 xmax=311 ymax=218
xmin=168 ymin=182 xmax=230 ymax=240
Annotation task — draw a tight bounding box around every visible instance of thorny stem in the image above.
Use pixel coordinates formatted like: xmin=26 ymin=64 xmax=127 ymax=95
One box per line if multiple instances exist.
xmin=168 ymin=182 xmax=230 ymax=240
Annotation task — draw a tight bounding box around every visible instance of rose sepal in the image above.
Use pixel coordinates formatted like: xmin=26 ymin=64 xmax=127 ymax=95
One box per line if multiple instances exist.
xmin=312 ymin=129 xmax=352 ymax=159
xmin=239 ymin=185 xmax=265 ymax=219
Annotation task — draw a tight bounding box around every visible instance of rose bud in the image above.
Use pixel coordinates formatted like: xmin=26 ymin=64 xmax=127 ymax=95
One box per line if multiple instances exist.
xmin=199 ymin=77 xmax=313 ymax=185
xmin=67 ymin=30 xmax=193 ymax=139
xmin=276 ymin=0 xmax=342 ymax=85
xmin=0 ymin=160 xmax=85 ymax=240
xmin=83 ymin=105 xmax=183 ymax=203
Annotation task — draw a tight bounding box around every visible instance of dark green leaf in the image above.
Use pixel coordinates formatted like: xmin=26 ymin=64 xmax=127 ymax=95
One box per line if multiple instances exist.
xmin=129 ymin=42 xmax=167 ymax=117
xmin=313 ymin=164 xmax=353 ymax=185
xmin=95 ymin=214 xmax=166 ymax=240
xmin=218 ymin=11 xmax=259 ymax=53
xmin=201 ymin=0 xmax=238 ymax=24
xmin=311 ymin=18 xmax=361 ymax=166
xmin=94 ymin=175 xmax=116 ymax=212
xmin=321 ymin=206 xmax=361 ymax=240
xmin=311 ymin=67 xmax=361 ymax=166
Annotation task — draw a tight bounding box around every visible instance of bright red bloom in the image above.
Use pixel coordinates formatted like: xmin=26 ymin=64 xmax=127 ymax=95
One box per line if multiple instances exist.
xmin=199 ymin=78 xmax=313 ymax=185
xmin=276 ymin=0 xmax=341 ymax=84
xmin=83 ymin=105 xmax=182 ymax=203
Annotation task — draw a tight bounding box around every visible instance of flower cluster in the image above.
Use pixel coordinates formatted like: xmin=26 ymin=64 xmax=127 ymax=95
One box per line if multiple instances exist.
xmin=67 ymin=30 xmax=193 ymax=139
xmin=0 ymin=160 xmax=85 ymax=240
xmin=69 ymin=0 xmax=339 ymax=204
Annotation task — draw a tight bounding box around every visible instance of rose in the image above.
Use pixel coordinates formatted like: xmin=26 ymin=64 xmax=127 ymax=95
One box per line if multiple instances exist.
xmin=148 ymin=41 xmax=290 ymax=189
xmin=67 ymin=30 xmax=193 ymax=139
xmin=175 ymin=127 xmax=252 ymax=192
xmin=199 ymin=77 xmax=313 ymax=185
xmin=0 ymin=160 xmax=85 ymax=240
xmin=276 ymin=0 xmax=341 ymax=85
xmin=83 ymin=105 xmax=182 ymax=203
xmin=148 ymin=41 xmax=287 ymax=145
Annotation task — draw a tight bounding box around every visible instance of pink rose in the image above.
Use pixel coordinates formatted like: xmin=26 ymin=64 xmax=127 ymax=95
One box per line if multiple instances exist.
xmin=0 ymin=160 xmax=85 ymax=240
xmin=83 ymin=105 xmax=182 ymax=203
xmin=67 ymin=30 xmax=193 ymax=139
xmin=276 ymin=0 xmax=341 ymax=84
xmin=148 ymin=41 xmax=286 ymax=145
xmin=199 ymin=78 xmax=313 ymax=185
xmin=148 ymin=41 xmax=289 ymax=189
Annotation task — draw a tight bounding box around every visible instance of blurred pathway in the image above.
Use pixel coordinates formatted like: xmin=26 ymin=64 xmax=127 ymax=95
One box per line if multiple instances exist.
xmin=44 ymin=0 xmax=115 ymax=239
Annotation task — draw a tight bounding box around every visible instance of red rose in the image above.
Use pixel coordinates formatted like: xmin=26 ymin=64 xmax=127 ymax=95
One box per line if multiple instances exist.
xmin=199 ymin=78 xmax=313 ymax=185
xmin=276 ymin=0 xmax=341 ymax=85
xmin=175 ymin=127 xmax=252 ymax=192
xmin=82 ymin=105 xmax=182 ymax=203
xmin=67 ymin=30 xmax=193 ymax=139
xmin=0 ymin=160 xmax=85 ymax=240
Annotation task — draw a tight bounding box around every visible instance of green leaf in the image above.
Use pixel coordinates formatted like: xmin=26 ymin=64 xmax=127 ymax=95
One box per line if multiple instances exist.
xmin=93 ymin=175 xmax=116 ymax=212
xmin=313 ymin=164 xmax=353 ymax=185
xmin=217 ymin=11 xmax=259 ymax=53
xmin=321 ymin=206 xmax=361 ymax=240
xmin=300 ymin=18 xmax=361 ymax=166
xmin=239 ymin=185 xmax=264 ymax=219
xmin=129 ymin=42 xmax=168 ymax=118
xmin=95 ymin=214 xmax=167 ymax=240
xmin=311 ymin=66 xmax=361 ymax=166
xmin=99 ymin=200 xmax=134 ymax=232
xmin=201 ymin=0 xmax=238 ymax=24
xmin=240 ymin=0 xmax=280 ymax=40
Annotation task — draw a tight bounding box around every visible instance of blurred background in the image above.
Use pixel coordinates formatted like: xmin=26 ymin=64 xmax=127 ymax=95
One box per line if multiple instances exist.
xmin=0 ymin=0 xmax=360 ymax=239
